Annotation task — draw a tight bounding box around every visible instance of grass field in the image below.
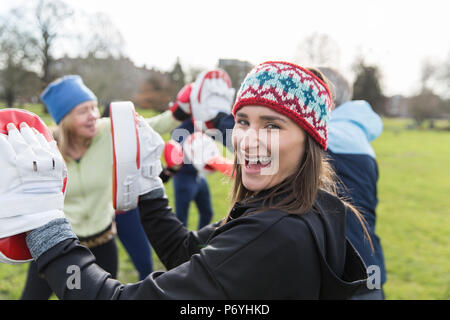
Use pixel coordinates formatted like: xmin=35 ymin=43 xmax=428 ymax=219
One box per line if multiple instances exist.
xmin=372 ymin=118 xmax=450 ymax=299
xmin=0 ymin=104 xmax=449 ymax=299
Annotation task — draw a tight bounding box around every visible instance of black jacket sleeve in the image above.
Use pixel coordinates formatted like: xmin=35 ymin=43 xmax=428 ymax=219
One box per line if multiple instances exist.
xmin=34 ymin=237 xmax=230 ymax=299
xmin=137 ymin=192 xmax=221 ymax=270
xmin=34 ymin=190 xmax=322 ymax=300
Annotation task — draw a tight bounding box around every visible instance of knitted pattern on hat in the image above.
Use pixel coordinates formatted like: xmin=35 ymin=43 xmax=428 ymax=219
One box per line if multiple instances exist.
xmin=232 ymin=61 xmax=333 ymax=150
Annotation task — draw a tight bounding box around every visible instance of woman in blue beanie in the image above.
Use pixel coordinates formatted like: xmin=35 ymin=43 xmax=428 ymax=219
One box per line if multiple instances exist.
xmin=20 ymin=75 xmax=182 ymax=299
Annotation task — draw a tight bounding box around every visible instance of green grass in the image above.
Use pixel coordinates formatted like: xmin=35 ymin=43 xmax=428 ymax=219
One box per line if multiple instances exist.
xmin=0 ymin=104 xmax=449 ymax=299
xmin=373 ymin=119 xmax=450 ymax=300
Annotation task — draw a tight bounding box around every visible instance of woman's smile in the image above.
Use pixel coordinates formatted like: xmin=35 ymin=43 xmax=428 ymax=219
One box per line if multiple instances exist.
xmin=232 ymin=105 xmax=306 ymax=192
xmin=243 ymin=155 xmax=272 ymax=174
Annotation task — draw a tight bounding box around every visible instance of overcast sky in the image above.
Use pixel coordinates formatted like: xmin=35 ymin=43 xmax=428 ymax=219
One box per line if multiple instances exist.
xmin=2 ymin=0 xmax=449 ymax=96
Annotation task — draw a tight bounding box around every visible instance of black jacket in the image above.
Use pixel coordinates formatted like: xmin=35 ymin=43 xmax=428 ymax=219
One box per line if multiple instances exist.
xmin=34 ymin=189 xmax=367 ymax=299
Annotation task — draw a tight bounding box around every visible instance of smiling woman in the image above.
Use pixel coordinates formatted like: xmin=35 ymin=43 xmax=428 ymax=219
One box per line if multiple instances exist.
xmin=228 ymin=63 xmax=373 ymax=246
xmin=5 ymin=61 xmax=371 ymax=300
xmin=233 ymin=106 xmax=306 ymax=192
xmin=57 ymin=100 xmax=100 ymax=161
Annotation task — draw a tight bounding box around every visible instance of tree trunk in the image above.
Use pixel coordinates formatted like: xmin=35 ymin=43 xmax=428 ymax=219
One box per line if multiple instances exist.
xmin=5 ymin=90 xmax=15 ymax=107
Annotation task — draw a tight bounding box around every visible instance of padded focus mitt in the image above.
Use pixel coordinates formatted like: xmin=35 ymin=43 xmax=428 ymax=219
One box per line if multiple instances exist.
xmin=0 ymin=109 xmax=66 ymax=264
xmin=110 ymin=101 xmax=141 ymax=211
xmin=190 ymin=70 xmax=235 ymax=131
xmin=110 ymin=102 xmax=165 ymax=211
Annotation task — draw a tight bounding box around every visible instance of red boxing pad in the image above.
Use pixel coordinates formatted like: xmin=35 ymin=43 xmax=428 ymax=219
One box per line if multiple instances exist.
xmin=0 ymin=234 xmax=32 ymax=264
xmin=0 ymin=108 xmax=53 ymax=140
xmin=0 ymin=108 xmax=61 ymax=264
xmin=164 ymin=140 xmax=184 ymax=169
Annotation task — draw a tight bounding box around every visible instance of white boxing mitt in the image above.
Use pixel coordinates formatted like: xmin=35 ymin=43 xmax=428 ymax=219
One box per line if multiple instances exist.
xmin=190 ymin=69 xmax=235 ymax=131
xmin=110 ymin=101 xmax=165 ymax=211
xmin=0 ymin=109 xmax=67 ymax=264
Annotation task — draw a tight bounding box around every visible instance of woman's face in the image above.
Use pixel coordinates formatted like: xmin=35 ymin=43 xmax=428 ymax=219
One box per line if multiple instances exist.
xmin=232 ymin=105 xmax=306 ymax=193
xmin=69 ymin=101 xmax=99 ymax=139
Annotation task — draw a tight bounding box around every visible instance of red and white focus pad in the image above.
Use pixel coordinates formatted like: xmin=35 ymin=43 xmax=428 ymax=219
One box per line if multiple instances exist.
xmin=0 ymin=108 xmax=61 ymax=264
xmin=110 ymin=101 xmax=141 ymax=211
xmin=190 ymin=69 xmax=235 ymax=131
xmin=0 ymin=234 xmax=31 ymax=264
xmin=164 ymin=140 xmax=184 ymax=169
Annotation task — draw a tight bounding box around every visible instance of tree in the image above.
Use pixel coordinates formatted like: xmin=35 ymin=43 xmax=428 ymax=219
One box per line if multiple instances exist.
xmin=417 ymin=54 xmax=450 ymax=100
xmin=437 ymin=52 xmax=450 ymax=100
xmin=352 ymin=59 xmax=385 ymax=115
xmin=294 ymin=32 xmax=341 ymax=67
xmin=1 ymin=1 xmax=73 ymax=111
xmin=36 ymin=0 xmax=73 ymax=87
xmin=420 ymin=59 xmax=437 ymax=91
xmin=218 ymin=59 xmax=253 ymax=95
xmin=407 ymin=59 xmax=448 ymax=128
xmin=422 ymin=53 xmax=450 ymax=127
xmin=408 ymin=89 xmax=443 ymax=128
xmin=185 ymin=65 xmax=205 ymax=83
xmin=49 ymin=55 xmax=153 ymax=108
xmin=79 ymin=12 xmax=125 ymax=59
xmin=134 ymin=71 xmax=174 ymax=111
xmin=0 ymin=15 xmax=39 ymax=106
xmin=169 ymin=57 xmax=185 ymax=98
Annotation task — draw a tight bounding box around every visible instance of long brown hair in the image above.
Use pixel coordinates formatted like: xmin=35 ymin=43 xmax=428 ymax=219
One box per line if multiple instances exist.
xmin=223 ymin=67 xmax=374 ymax=251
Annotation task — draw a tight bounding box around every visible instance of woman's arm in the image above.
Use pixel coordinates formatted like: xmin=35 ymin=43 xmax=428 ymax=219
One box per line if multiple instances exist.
xmin=137 ymin=189 xmax=220 ymax=270
xmin=26 ymin=218 xmax=228 ymax=300
xmin=145 ymin=110 xmax=182 ymax=135
xmin=27 ymin=209 xmax=308 ymax=300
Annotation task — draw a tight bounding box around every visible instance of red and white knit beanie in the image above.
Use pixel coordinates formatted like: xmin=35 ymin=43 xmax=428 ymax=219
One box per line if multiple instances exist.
xmin=232 ymin=61 xmax=333 ymax=150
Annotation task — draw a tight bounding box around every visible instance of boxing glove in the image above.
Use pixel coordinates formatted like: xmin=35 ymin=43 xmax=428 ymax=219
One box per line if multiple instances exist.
xmin=169 ymin=83 xmax=193 ymax=121
xmin=164 ymin=140 xmax=184 ymax=170
xmin=159 ymin=140 xmax=184 ymax=183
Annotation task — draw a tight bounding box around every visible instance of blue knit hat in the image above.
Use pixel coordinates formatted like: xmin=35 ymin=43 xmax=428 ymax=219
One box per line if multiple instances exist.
xmin=40 ymin=75 xmax=97 ymax=124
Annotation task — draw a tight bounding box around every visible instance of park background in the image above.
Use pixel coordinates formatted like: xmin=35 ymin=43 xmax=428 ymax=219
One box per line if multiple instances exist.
xmin=0 ymin=0 xmax=449 ymax=299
